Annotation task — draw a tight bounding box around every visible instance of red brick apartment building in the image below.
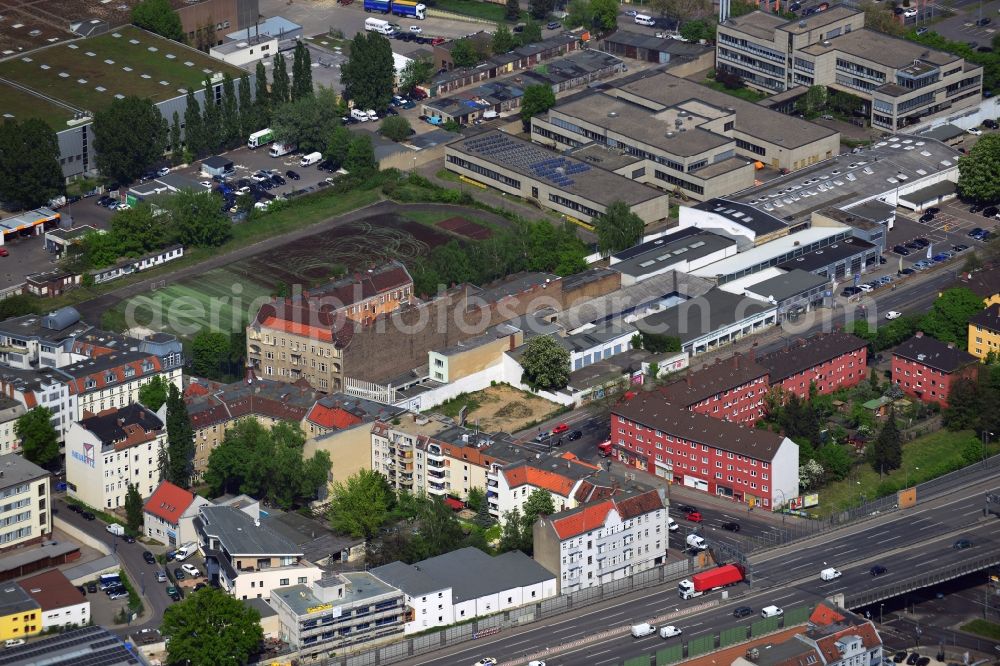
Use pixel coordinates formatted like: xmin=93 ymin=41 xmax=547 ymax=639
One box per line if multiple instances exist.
xmin=757 ymin=332 xmax=868 ymax=400
xmin=660 ymin=353 xmax=769 ymax=425
xmin=610 ymin=392 xmax=798 ymax=509
xmin=891 ymin=332 xmax=978 ymax=407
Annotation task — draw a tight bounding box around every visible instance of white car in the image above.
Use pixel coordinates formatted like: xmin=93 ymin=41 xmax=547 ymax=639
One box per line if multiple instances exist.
xmin=885 ymin=311 xmax=902 ymax=320
xmin=156 ymin=167 xmax=170 ymax=177
xmin=660 ymin=625 xmax=683 ymax=638
xmin=903 ymin=8 xmax=917 ymax=17
xmin=857 ymin=283 xmax=873 ymax=293
xmin=199 ymin=180 xmax=212 ymax=188
xmin=181 ymin=563 xmax=200 ymax=577
xmin=472 ymin=660 xmax=497 ymax=666
xmin=115 ymin=203 xmax=131 ymax=211
xmin=528 ymin=662 xmax=547 ymax=666
xmin=967 ymin=127 xmax=983 ymax=136
xmin=409 ymin=25 xmax=422 ymax=33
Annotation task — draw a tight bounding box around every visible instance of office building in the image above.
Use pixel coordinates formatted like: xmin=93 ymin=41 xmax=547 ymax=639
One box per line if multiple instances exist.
xmin=0 ymin=454 xmax=51 ymax=552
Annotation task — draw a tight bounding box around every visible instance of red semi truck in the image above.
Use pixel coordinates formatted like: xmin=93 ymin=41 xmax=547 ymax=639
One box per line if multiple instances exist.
xmin=678 ymin=564 xmax=745 ymax=600
xmin=597 ymin=440 xmax=613 ymax=457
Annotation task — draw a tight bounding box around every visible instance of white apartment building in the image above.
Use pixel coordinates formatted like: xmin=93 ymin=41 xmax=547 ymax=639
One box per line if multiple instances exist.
xmin=143 ymin=480 xmax=211 ymax=547
xmin=21 ymin=570 xmax=90 ymax=631
xmin=0 ymin=453 xmax=51 ymax=552
xmin=0 ymin=397 xmax=25 ymax=455
xmin=494 ymin=456 xmax=613 ymax=523
xmin=65 ymin=403 xmax=167 ymax=510
xmin=195 ymin=505 xmax=322 ymax=602
xmin=532 ymin=488 xmax=668 ymax=593
xmin=62 ymin=350 xmax=182 ymax=421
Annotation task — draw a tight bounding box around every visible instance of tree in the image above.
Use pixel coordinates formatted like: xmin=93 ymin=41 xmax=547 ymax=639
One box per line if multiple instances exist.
xmin=520 ymin=83 xmax=556 ymax=131
xmin=237 ymin=73 xmax=254 ymax=141
xmin=868 ymin=406 xmax=902 ymax=473
xmin=201 ymin=79 xmax=223 ymax=153
xmin=124 ymin=483 xmax=144 ymax=534
xmin=795 ymin=85 xmax=828 ymax=119
xmin=520 ymin=335 xmax=571 ymax=391
xmin=415 ymin=497 xmax=465 ymax=559
xmin=220 ymin=73 xmax=240 ymax=148
xmin=919 ymin=287 xmax=985 ymax=348
xmin=492 ymin=24 xmax=518 ymax=54
xmin=529 ymin=0 xmax=555 ymax=20
xmin=466 ymin=487 xmax=486 ymax=513
xmin=169 ymin=111 xmax=183 ymax=164
xmin=165 ymin=384 xmax=194 ymax=488
xmin=637 ymin=331 xmax=681 ymax=353
xmin=191 ymin=329 xmax=230 ymax=379
xmin=0 ymin=119 xmax=64 ymax=211
xmin=110 ymin=203 xmax=168 ymax=257
xmin=341 ymin=32 xmax=395 ymax=112
xmin=498 ymin=508 xmax=523 ymax=552
xmin=183 ymin=89 xmax=205 ymax=158
xmin=594 ymin=200 xmax=645 ymax=255
xmin=169 ymin=190 xmax=231 ymax=247
xmin=399 ymin=58 xmax=434 ymax=95
xmin=138 ymin=375 xmax=170 ymax=411
xmin=271 ymin=52 xmax=291 ymax=105
xmin=328 ymin=469 xmax=395 ymax=539
xmin=93 ymin=96 xmax=166 ymax=184
xmin=815 ymin=442 xmax=851 ymax=481
xmin=519 ymin=488 xmax=555 ymax=554
xmin=14 ymin=407 xmax=59 ymax=467
xmin=344 ymin=134 xmax=378 ymax=175
xmin=292 ymin=41 xmax=314 ymax=100
xmin=254 ymin=61 xmax=271 ymax=128
xmin=272 ymin=87 xmax=343 ymax=153
xmin=521 ymin=20 xmax=542 ymax=44
xmin=326 ymin=124 xmax=352 ymax=170
xmin=131 ymin=0 xmax=183 ymax=41
xmin=958 ymin=134 xmax=1000 ymax=204
xmin=506 ymin=0 xmax=521 ymax=20
xmin=381 ymin=116 xmax=413 ymax=142
xmin=590 ymin=0 xmax=618 ymax=31
xmin=944 ymin=378 xmax=982 ymax=430
xmin=450 ymin=39 xmax=480 ymax=68
xmin=161 ymin=587 xmax=263 ymax=666
xmin=799 ymin=459 xmax=825 ymax=491
xmin=679 ymin=19 xmax=715 ymax=42
xmin=565 ymin=0 xmax=593 ymax=28
xmin=861 ymin=0 xmax=904 ymax=36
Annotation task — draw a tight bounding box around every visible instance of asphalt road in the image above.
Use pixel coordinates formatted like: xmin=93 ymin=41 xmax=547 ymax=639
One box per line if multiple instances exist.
xmin=391 ymin=470 xmax=1000 ymax=666
xmin=55 ymin=496 xmax=172 ymax=635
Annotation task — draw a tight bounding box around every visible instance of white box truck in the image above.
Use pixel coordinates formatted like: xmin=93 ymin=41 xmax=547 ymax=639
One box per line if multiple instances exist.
xmin=106 ymin=523 xmax=125 ymax=536
xmin=300 ymin=152 xmax=322 ymax=167
xmin=247 ymin=128 xmax=274 ymax=149
xmin=269 ymin=142 xmax=296 ymax=157
xmin=820 ymin=568 xmax=842 ymax=581
xmin=631 ymin=623 xmax=656 ymax=638
xmin=365 ymin=17 xmax=395 ymax=35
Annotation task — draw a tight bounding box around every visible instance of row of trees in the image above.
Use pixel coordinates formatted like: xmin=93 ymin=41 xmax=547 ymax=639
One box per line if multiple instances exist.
xmin=77 ymin=191 xmax=230 ymax=270
xmin=407 ymin=215 xmax=589 ymax=296
xmin=848 ymin=287 xmax=986 ymax=351
xmin=0 ymin=119 xmax=64 ymax=211
xmin=203 ymin=420 xmax=331 ymax=510
xmin=944 ymin=362 xmax=1000 ymax=442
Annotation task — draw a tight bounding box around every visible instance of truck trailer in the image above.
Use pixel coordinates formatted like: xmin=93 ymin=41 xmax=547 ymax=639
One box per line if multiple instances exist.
xmin=391 ymin=0 xmax=426 ymax=18
xmin=678 ymin=564 xmax=745 ymax=600
xmin=363 ymin=0 xmax=391 ymax=13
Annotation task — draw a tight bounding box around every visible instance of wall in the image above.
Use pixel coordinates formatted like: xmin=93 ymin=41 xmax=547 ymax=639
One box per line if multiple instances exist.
xmin=910 ymin=96 xmax=1000 ymax=134
xmin=770 ymin=437 xmax=800 ymax=510
xmin=304 ymin=424 xmax=374 ymax=490
xmin=224 ymin=564 xmax=323 ymax=602
xmin=40 ymin=601 xmax=90 ymax=631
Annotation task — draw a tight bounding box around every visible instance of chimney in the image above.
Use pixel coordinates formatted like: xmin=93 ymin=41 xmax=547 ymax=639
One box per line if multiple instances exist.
xmin=732 ymin=352 xmax=740 ymax=370
xmin=749 ymin=347 xmax=756 ymax=362
xmin=915 ymin=331 xmax=924 ymax=338
xmin=686 ymin=373 xmax=692 ymax=387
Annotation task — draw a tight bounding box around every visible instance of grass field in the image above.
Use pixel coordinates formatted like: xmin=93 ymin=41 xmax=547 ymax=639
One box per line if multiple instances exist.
xmin=701 ymin=77 xmax=768 ymax=103
xmin=815 ymin=430 xmax=998 ymax=516
xmin=961 ymin=620 xmax=1000 ymax=640
xmin=432 ymin=385 xmax=563 ymax=433
xmin=430 ymin=0 xmax=515 ymax=22
xmin=0 ymin=26 xmax=243 ymax=119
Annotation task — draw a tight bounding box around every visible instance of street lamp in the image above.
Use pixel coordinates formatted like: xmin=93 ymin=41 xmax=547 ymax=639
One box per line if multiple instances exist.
xmin=880 ymin=603 xmax=884 ymax=624
xmin=982 ymin=431 xmax=994 ymax=462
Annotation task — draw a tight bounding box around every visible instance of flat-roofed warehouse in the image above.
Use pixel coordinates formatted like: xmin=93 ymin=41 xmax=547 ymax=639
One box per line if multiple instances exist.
xmin=445 ymin=130 xmax=671 ymax=225
xmin=0 ymin=25 xmax=249 ymax=179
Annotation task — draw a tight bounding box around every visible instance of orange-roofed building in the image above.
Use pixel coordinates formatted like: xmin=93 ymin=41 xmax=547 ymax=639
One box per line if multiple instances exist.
xmin=143 ymin=480 xmax=211 ymax=547
xmin=495 ymin=455 xmax=618 ymax=527
xmin=532 ymin=488 xmax=667 ymax=593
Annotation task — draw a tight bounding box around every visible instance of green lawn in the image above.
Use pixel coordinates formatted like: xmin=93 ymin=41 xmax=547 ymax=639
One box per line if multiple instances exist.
xmin=307 ymin=35 xmax=351 ymax=56
xmin=814 ymin=429 xmax=996 ymax=516
xmin=961 ymin=620 xmax=1000 ymax=640
xmin=429 ymin=0 xmax=515 ymax=22
xmin=701 ymin=78 xmax=769 ymax=103
xmin=435 ymin=393 xmax=483 ymax=419
xmin=0 ymin=26 xmax=244 ymax=123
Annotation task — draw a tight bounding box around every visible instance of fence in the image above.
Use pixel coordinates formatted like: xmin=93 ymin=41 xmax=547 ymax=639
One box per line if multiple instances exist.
xmin=289 ymin=559 xmax=697 ymax=666
xmin=619 ymin=605 xmax=813 ymax=666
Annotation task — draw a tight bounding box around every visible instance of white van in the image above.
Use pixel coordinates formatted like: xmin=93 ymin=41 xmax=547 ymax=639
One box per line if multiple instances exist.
xmin=269 ymin=142 xmax=296 ymax=158
xmin=350 ymin=108 xmax=370 ymax=122
xmin=635 ymin=14 xmax=656 ymax=26
xmin=366 ymin=109 xmax=379 ymax=122
xmin=173 ymin=543 xmax=198 ymax=561
xmin=820 ymin=568 xmax=842 ymax=581
xmin=300 ymin=152 xmax=322 ymax=167
xmin=667 ymin=517 xmax=679 ymax=532
xmin=761 ymin=605 xmax=784 ymax=618
xmin=365 ymin=17 xmax=395 ymax=35
xmin=106 ymin=523 xmax=125 ymax=536
xmin=631 ymin=623 xmax=657 ymax=638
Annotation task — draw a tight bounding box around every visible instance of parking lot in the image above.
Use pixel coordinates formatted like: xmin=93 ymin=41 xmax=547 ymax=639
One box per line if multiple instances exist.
xmin=885 ymin=199 xmax=997 ymax=269
xmin=912 ymin=0 xmax=1000 ymax=47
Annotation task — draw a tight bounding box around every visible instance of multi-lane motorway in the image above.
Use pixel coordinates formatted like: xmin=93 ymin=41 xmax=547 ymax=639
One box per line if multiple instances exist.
xmin=396 ymin=471 xmax=1000 ymax=666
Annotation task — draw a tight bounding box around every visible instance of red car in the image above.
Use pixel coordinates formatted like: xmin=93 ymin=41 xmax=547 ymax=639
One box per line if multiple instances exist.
xmin=0 ymin=248 xmax=8 ymax=257
xmin=687 ymin=512 xmax=703 ymax=523
xmin=551 ymin=423 xmax=570 ymax=435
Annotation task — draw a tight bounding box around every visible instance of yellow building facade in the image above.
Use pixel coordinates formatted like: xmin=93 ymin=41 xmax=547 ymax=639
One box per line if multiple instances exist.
xmin=968 ymin=304 xmax=1000 ymax=361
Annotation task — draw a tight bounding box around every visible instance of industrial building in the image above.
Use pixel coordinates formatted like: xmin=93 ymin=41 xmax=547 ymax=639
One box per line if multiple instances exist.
xmin=444 ymin=131 xmax=671 ymax=225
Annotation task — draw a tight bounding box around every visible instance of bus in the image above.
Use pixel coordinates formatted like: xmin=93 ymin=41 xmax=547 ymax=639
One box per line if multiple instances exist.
xmin=247 ymin=128 xmax=274 ymax=149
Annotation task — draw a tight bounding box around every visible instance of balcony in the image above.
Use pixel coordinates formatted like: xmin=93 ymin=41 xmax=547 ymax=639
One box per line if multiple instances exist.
xmin=427 ymin=458 xmax=445 ymax=469
xmin=487 ymin=479 xmax=498 ymax=489
xmin=428 ymin=469 xmax=445 ymax=479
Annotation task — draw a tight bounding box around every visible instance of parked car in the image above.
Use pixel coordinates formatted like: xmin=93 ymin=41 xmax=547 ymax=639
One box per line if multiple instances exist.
xmin=87 ymin=581 xmax=97 ymax=593
xmin=984 ymin=119 xmax=999 ymax=129
xmin=893 ymin=652 xmax=908 ymax=663
xmin=969 ymin=227 xmax=985 ymax=237
xmin=913 ymin=237 xmax=930 ymax=247
xmin=156 ymin=571 xmax=168 ymax=583
xmin=166 ymin=586 xmax=181 ymax=601
xmin=841 ymin=286 xmax=861 ymax=296
xmin=968 ymin=127 xmax=984 ymax=136
xmin=885 ymin=311 xmax=902 ymax=320
xmin=285 ymin=170 xmax=300 ymax=180
xmin=983 ymin=206 xmax=998 ymax=217
xmin=900 ymin=267 xmax=916 ymax=276
xmin=918 ymin=213 xmax=935 ymax=223
xmin=174 ymin=567 xmax=186 ymax=581
xmin=953 ymin=244 xmax=969 ymax=252
xmin=82 ymin=511 xmax=95 ymax=520
xmin=546 ymin=20 xmax=561 ymax=29
xmin=108 ymin=589 xmax=129 ymax=600
xmin=976 ymin=16 xmax=992 ymax=26
xmin=181 ymin=563 xmax=200 ymax=577
xmin=893 ymin=245 xmax=910 ymax=256
xmin=926 ymin=207 xmax=940 ymax=215
xmin=142 ymin=551 xmax=155 ymax=565
xmin=906 ymin=653 xmax=921 ymax=666
xmin=858 ymin=284 xmax=874 ymax=293
xmin=156 ymin=167 xmax=170 ymax=177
